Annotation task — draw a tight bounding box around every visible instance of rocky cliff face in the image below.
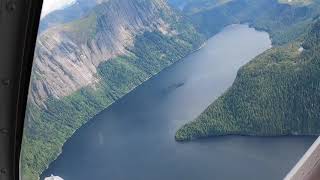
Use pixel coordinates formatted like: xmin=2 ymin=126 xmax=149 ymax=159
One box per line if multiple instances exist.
xmin=31 ymin=0 xmax=175 ymax=106
xmin=22 ymin=1 xmax=203 ymax=179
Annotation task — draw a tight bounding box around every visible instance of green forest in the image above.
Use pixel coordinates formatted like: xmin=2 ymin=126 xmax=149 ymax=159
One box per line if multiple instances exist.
xmin=182 ymin=0 xmax=320 ymax=44
xmin=22 ymin=21 xmax=203 ymax=180
xmin=22 ymin=0 xmax=320 ymax=179
xmin=176 ymin=17 xmax=320 ymax=141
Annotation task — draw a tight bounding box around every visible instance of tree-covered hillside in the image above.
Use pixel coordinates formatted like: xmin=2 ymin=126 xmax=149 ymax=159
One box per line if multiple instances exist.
xmin=176 ymin=19 xmax=320 ymax=141
xmin=22 ymin=0 xmax=204 ymax=179
xmin=170 ymin=0 xmax=320 ymax=45
xmin=23 ymin=30 xmax=203 ymax=180
xmin=23 ymin=0 xmax=320 ymax=179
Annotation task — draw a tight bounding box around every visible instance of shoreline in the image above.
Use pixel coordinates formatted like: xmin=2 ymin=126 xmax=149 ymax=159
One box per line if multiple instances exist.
xmin=176 ymin=133 xmax=318 ymax=143
xmin=39 ymin=23 xmax=269 ymax=179
xmin=39 ymin=37 xmax=209 ymax=180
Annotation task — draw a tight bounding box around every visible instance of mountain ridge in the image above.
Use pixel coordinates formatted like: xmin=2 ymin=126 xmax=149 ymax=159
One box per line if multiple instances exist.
xmin=23 ymin=0 xmax=320 ymax=179
xmin=31 ymin=0 xmax=176 ymax=106
xmin=23 ymin=0 xmax=204 ymax=179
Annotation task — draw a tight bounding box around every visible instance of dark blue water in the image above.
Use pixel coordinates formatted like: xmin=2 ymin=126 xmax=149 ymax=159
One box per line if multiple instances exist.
xmin=42 ymin=24 xmax=316 ymax=180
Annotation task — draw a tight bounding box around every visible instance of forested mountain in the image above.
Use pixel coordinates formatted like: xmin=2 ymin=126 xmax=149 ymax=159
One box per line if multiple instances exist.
xmin=22 ymin=0 xmax=203 ymax=179
xmin=176 ymin=16 xmax=320 ymax=141
xmin=23 ymin=0 xmax=320 ymax=179
xmin=171 ymin=0 xmax=320 ymax=45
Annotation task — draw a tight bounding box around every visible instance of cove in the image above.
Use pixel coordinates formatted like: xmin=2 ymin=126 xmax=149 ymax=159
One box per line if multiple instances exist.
xmin=41 ymin=24 xmax=316 ymax=180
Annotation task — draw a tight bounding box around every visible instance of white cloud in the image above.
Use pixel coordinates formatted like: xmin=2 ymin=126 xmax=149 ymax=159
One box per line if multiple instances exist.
xmin=41 ymin=0 xmax=76 ymax=18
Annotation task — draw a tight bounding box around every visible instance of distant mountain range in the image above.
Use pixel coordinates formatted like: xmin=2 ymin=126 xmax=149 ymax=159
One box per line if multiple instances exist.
xmin=39 ymin=0 xmax=99 ymax=32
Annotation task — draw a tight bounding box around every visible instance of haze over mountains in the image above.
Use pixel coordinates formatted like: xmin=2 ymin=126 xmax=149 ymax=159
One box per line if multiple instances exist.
xmin=39 ymin=0 xmax=102 ymax=31
xmin=41 ymin=0 xmax=76 ymax=18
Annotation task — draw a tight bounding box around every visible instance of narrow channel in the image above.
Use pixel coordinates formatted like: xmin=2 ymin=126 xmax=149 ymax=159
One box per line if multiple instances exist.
xmin=42 ymin=24 xmax=316 ymax=180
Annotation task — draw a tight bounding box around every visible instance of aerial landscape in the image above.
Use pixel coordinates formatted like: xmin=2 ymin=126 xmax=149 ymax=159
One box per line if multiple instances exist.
xmin=21 ymin=0 xmax=320 ymax=179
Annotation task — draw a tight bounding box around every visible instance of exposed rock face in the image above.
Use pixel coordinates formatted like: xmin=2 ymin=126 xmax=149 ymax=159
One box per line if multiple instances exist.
xmin=31 ymin=0 xmax=174 ymax=106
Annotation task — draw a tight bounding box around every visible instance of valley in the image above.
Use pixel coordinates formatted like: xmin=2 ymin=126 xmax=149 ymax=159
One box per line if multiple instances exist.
xmin=41 ymin=24 xmax=314 ymax=180
xmin=21 ymin=0 xmax=320 ymax=179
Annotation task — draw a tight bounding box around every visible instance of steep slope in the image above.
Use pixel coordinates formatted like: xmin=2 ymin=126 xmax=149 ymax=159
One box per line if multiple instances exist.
xmin=22 ymin=0 xmax=204 ymax=179
xmin=31 ymin=0 xmax=178 ymax=106
xmin=176 ymin=19 xmax=320 ymax=141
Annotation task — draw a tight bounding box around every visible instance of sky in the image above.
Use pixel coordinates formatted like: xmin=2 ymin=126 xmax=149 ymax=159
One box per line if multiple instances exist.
xmin=41 ymin=0 xmax=76 ymax=18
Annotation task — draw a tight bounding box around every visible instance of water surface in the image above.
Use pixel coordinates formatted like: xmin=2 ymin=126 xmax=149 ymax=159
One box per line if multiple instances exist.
xmin=42 ymin=24 xmax=316 ymax=180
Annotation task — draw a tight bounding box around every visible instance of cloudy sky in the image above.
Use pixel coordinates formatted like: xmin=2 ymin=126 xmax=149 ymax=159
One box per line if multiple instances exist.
xmin=41 ymin=0 xmax=76 ymax=18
